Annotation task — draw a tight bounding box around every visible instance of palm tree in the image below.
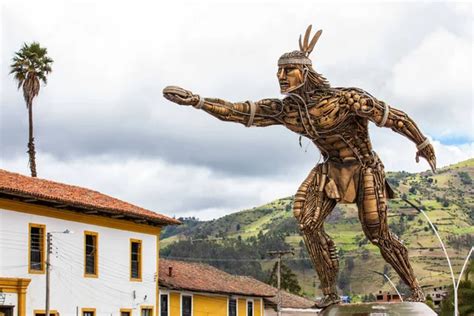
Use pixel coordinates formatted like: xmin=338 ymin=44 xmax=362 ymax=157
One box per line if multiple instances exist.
xmin=10 ymin=42 xmax=53 ymax=177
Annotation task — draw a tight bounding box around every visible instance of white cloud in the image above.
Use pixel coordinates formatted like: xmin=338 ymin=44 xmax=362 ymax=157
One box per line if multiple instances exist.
xmin=1 ymin=1 xmax=472 ymax=219
xmin=385 ymin=28 xmax=473 ymax=137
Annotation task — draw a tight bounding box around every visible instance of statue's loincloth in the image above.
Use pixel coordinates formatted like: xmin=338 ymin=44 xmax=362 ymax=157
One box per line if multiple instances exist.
xmin=324 ymin=159 xmax=395 ymax=204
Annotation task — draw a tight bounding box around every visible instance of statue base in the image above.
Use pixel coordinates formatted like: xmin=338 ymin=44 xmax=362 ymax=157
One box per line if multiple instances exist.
xmin=320 ymin=302 xmax=436 ymax=316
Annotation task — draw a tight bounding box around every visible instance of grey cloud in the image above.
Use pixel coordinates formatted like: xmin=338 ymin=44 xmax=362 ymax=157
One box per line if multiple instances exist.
xmin=1 ymin=2 xmax=471 ymax=192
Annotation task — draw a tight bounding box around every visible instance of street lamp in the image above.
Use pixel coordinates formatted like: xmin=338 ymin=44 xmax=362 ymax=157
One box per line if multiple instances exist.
xmin=403 ymin=199 xmax=473 ymax=316
xmin=46 ymin=229 xmax=73 ymax=316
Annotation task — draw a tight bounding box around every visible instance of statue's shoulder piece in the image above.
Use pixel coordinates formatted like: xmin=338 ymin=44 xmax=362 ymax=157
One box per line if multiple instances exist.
xmin=329 ymin=87 xmax=380 ymax=113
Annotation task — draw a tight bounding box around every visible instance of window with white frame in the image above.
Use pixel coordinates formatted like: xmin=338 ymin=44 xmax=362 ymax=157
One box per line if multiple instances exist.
xmin=182 ymin=295 xmax=192 ymax=316
xmin=247 ymin=300 xmax=253 ymax=316
xmin=228 ymin=298 xmax=237 ymax=316
xmin=160 ymin=294 xmax=169 ymax=316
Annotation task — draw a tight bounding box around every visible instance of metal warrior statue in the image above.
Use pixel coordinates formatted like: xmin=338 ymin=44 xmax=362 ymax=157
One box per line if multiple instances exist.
xmin=163 ymin=25 xmax=436 ymax=307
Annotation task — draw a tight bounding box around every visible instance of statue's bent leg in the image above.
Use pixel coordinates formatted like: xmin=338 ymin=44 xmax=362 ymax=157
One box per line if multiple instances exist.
xmin=358 ymin=166 xmax=425 ymax=302
xmin=294 ymin=164 xmax=339 ymax=307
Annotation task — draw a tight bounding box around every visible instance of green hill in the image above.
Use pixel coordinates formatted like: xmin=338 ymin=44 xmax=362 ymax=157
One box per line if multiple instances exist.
xmin=160 ymin=158 xmax=474 ymax=297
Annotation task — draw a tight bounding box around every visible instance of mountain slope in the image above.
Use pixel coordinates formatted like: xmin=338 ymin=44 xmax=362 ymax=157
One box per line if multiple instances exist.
xmin=161 ymin=158 xmax=474 ymax=297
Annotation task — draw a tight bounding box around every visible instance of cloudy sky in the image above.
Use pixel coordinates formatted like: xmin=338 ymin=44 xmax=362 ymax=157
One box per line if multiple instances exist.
xmin=0 ymin=1 xmax=472 ymax=220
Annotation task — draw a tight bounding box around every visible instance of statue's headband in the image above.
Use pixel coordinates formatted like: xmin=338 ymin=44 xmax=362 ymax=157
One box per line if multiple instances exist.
xmin=278 ymin=25 xmax=322 ymax=66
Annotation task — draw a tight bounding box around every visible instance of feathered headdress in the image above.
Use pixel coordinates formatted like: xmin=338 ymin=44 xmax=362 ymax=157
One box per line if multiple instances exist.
xmin=278 ymin=25 xmax=323 ymax=66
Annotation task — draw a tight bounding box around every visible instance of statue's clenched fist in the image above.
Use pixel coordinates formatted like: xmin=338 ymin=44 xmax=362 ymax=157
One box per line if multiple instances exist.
xmin=163 ymin=86 xmax=200 ymax=106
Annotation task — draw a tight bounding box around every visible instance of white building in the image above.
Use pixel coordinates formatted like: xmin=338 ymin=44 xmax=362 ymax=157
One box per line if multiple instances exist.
xmin=0 ymin=169 xmax=179 ymax=316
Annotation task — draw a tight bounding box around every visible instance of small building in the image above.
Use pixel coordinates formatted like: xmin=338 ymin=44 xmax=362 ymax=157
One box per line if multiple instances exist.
xmin=0 ymin=169 xmax=179 ymax=316
xmin=158 ymin=259 xmax=320 ymax=316
xmin=375 ymin=290 xmax=402 ymax=303
xmin=159 ymin=259 xmax=272 ymax=316
xmin=425 ymin=286 xmax=448 ymax=307
xmin=264 ymin=291 xmax=319 ymax=315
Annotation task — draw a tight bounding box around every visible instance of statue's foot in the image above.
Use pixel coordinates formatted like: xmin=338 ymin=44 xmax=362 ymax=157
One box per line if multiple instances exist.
xmin=405 ymin=287 xmax=425 ymax=302
xmin=315 ymin=293 xmax=341 ymax=308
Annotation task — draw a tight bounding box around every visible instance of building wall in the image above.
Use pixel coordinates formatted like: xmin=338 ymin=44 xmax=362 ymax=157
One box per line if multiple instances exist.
xmin=238 ymin=298 xmax=246 ymax=316
xmin=253 ymin=298 xmax=262 ymax=316
xmin=160 ymin=290 xmax=264 ymax=316
xmin=0 ymin=200 xmax=161 ymax=316
xmin=193 ymin=294 xmax=227 ymax=316
xmin=170 ymin=292 xmax=181 ymax=315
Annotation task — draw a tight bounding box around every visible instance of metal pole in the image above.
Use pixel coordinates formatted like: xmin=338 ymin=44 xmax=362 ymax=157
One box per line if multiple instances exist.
xmin=277 ymin=256 xmax=281 ymax=316
xmin=268 ymin=250 xmax=294 ymax=316
xmin=456 ymin=247 xmax=473 ymax=289
xmin=403 ymin=199 xmax=457 ymax=316
xmin=46 ymin=232 xmax=51 ymax=316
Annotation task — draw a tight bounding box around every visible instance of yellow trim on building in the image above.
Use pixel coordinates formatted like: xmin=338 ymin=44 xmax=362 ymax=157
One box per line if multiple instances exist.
xmin=120 ymin=308 xmax=133 ymax=315
xmin=0 ymin=199 xmax=161 ymax=235
xmin=130 ymin=238 xmax=143 ymax=281
xmin=0 ymin=277 xmax=31 ymax=316
xmin=84 ymin=230 xmax=99 ymax=278
xmin=28 ymin=222 xmax=46 ymax=274
xmin=81 ymin=308 xmax=96 ymax=316
xmin=140 ymin=305 xmax=154 ymax=316
xmin=33 ymin=310 xmax=59 ymax=316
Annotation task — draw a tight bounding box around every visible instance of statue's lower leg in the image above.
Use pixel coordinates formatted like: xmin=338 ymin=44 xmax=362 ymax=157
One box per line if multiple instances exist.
xmin=303 ymin=230 xmax=340 ymax=308
xmin=359 ymin=166 xmax=425 ymax=302
xmin=375 ymin=232 xmax=425 ymax=302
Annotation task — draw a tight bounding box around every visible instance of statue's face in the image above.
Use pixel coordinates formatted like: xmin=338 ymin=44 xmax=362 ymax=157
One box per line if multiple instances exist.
xmin=277 ymin=65 xmax=304 ymax=93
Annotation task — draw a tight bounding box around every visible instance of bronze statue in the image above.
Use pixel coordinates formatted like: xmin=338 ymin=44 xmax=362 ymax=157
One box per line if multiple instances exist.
xmin=163 ymin=25 xmax=436 ymax=308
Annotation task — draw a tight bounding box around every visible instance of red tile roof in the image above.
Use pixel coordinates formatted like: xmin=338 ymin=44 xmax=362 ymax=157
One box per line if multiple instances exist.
xmin=0 ymin=169 xmax=180 ymax=226
xmin=159 ymin=259 xmax=277 ymax=297
xmin=265 ymin=290 xmax=317 ymax=309
xmin=159 ymin=259 xmax=319 ymax=310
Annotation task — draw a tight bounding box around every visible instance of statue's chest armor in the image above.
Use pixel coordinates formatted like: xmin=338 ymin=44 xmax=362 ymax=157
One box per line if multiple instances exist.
xmin=282 ymin=99 xmax=349 ymax=135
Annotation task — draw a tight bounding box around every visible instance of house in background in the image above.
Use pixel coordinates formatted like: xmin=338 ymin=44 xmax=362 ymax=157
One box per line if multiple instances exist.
xmin=425 ymin=285 xmax=448 ymax=307
xmin=375 ymin=290 xmax=402 ymax=303
xmin=158 ymin=259 xmax=271 ymax=316
xmin=264 ymin=291 xmax=319 ymax=315
xmin=0 ymin=169 xmax=179 ymax=316
xmin=158 ymin=259 xmax=320 ymax=316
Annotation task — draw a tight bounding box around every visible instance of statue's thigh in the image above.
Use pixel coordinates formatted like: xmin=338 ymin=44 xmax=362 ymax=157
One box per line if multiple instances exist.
xmin=294 ymin=165 xmax=336 ymax=231
xmin=357 ymin=167 xmax=389 ymax=240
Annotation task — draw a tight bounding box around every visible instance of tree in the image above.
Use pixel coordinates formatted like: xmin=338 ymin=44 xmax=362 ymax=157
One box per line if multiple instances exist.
xmin=362 ymin=249 xmax=370 ymax=260
xmin=268 ymin=261 xmax=302 ymax=295
xmin=10 ymin=42 xmax=53 ymax=177
xmin=426 ymin=294 xmax=435 ymax=310
xmin=337 ymin=270 xmax=351 ymax=295
xmin=346 ymin=257 xmax=355 ymax=272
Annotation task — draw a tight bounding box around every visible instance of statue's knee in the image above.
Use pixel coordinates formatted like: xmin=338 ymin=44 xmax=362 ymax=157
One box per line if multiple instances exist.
xmin=363 ymin=225 xmax=381 ymax=245
xmin=299 ymin=220 xmax=323 ymax=235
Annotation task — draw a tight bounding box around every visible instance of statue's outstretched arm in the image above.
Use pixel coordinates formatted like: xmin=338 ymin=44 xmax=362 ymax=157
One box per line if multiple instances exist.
xmin=348 ymin=90 xmax=436 ymax=172
xmin=163 ymin=86 xmax=283 ymax=127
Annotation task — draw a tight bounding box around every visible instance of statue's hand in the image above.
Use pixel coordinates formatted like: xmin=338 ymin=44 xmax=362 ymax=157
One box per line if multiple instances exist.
xmin=163 ymin=86 xmax=199 ymax=106
xmin=416 ymin=143 xmax=436 ymax=173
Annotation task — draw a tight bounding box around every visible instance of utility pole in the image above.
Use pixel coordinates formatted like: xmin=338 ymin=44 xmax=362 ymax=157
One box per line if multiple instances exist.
xmin=45 ymin=229 xmax=72 ymax=316
xmin=268 ymin=250 xmax=294 ymax=316
xmin=45 ymin=232 xmax=52 ymax=316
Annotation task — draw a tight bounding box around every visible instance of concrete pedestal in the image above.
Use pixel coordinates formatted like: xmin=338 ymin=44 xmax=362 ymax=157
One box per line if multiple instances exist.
xmin=320 ymin=302 xmax=436 ymax=316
